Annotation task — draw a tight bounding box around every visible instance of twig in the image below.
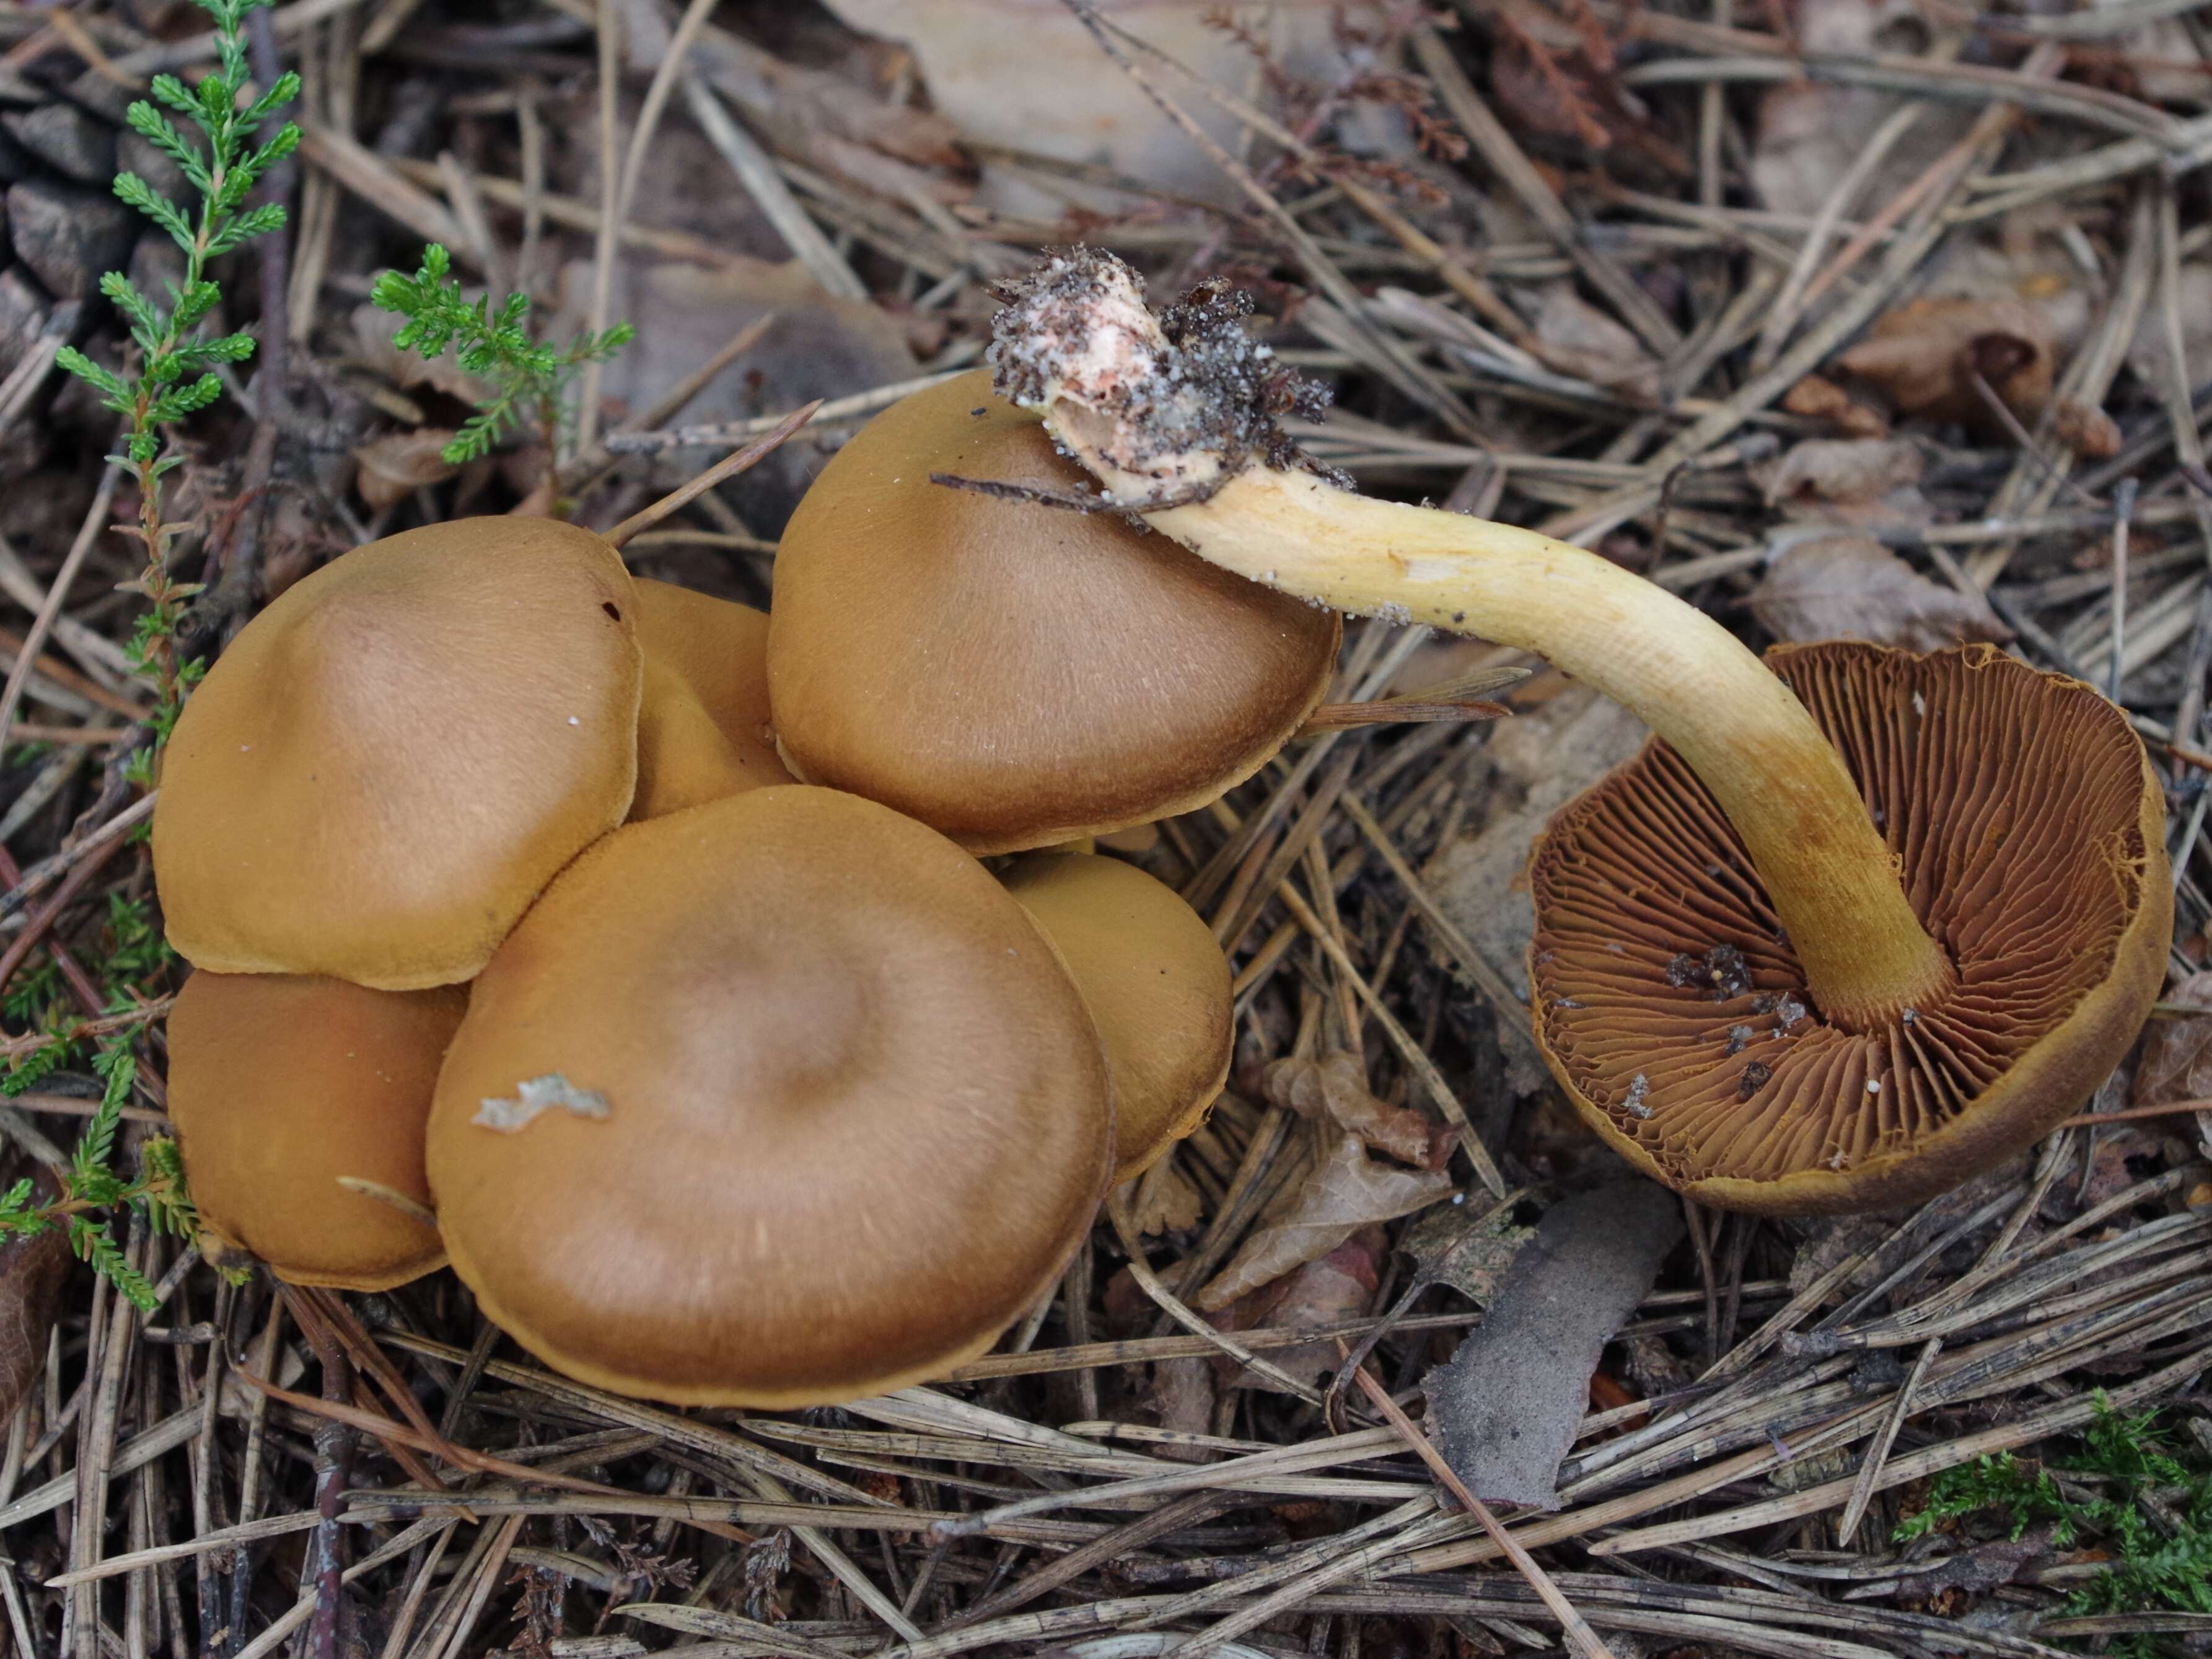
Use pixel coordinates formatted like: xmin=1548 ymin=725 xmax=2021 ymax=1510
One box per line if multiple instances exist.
xmin=601 ymin=400 xmax=820 ymax=548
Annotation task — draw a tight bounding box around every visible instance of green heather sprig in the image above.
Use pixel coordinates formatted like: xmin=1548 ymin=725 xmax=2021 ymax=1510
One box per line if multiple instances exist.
xmin=371 ymin=242 xmax=633 ymax=465
xmin=0 ymin=1034 xmax=197 ymax=1312
xmin=55 ymin=0 xmax=299 ymax=765
xmin=32 ymin=0 xmax=289 ymax=1306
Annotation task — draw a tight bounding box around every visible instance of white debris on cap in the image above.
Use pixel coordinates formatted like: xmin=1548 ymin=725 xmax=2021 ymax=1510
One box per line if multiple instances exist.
xmin=475 ymin=1072 xmax=612 ymax=1132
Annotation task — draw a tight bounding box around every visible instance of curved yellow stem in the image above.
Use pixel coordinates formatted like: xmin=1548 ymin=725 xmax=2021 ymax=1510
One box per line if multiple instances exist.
xmin=1148 ymin=468 xmax=1954 ymax=1029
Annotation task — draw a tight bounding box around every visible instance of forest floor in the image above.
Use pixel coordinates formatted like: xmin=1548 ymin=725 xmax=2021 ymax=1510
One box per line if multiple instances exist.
xmin=0 ymin=1 xmax=2208 ymax=1657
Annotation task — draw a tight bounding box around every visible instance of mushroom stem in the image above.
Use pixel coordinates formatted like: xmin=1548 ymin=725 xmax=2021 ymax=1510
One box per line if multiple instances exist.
xmin=1156 ymin=472 xmax=1948 ymax=1026
xmin=988 ymin=252 xmax=1954 ymax=1031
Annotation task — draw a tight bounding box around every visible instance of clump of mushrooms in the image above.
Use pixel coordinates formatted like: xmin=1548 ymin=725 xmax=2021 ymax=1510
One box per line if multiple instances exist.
xmin=978 ymin=249 xmax=2167 ymax=1214
xmin=148 ymin=480 xmax=1234 ymax=1399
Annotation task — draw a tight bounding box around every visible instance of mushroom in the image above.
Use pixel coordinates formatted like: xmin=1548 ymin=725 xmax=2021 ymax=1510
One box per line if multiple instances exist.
xmin=629 ymin=578 xmax=791 ymax=820
xmin=999 ymin=850 xmax=1231 ymax=1180
xmin=154 ymin=517 xmax=641 ymax=990
xmin=983 ymin=250 xmax=2168 ymax=1212
xmin=1529 ymin=641 xmax=2167 ymax=1212
xmin=167 ymin=970 xmax=463 ymax=1290
xmin=426 ymin=784 xmax=1113 ymax=1406
xmin=766 ymin=367 xmax=1342 ymax=854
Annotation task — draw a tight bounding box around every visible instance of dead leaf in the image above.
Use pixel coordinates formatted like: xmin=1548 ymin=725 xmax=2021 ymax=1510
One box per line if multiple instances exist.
xmin=2047 ymin=397 xmax=2122 ymax=460
xmin=352 ymin=430 xmax=462 ymax=511
xmin=1783 ymin=374 xmax=1888 ymax=439
xmin=1752 ymin=438 xmax=1931 ymax=532
xmin=1125 ymin=1157 xmax=1204 ymax=1237
xmin=2133 ymin=970 xmax=2212 ymax=1106
xmin=1398 ymin=1190 xmax=1537 ymax=1306
xmin=553 ymin=257 xmax=913 ymax=511
xmin=1750 ymin=0 xmax=1973 ymax=220
xmin=1146 ymin=1358 xmax=1216 ymax=1457
xmin=1422 ymin=684 xmax=1649 ymax=1046
xmin=1749 ymin=534 xmax=2012 ymax=653
xmin=1530 ymin=283 xmax=1661 ymax=402
xmin=1196 ymin=1133 xmax=1454 ymax=1311
xmin=1788 ymin=1212 xmax=1890 ymax=1293
xmin=1754 ymin=439 xmax=1921 ymax=508
xmin=1488 ymin=35 xmax=1692 ymax=178
xmin=1212 ymin=1228 xmax=1385 ymax=1391
xmin=2127 ymin=263 xmax=2212 ymax=394
xmin=1424 ymin=1182 xmax=1682 ymax=1508
xmin=0 ymin=1160 xmax=69 ymax=1424
xmin=1260 ymin=1052 xmax=1453 ymax=1169
xmin=816 ymin=0 xmax=1363 ymax=213
xmin=1833 ymin=296 xmax=2055 ymax=433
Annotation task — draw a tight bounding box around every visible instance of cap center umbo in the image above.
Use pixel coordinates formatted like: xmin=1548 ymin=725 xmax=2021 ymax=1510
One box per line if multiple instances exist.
xmin=1528 ymin=641 xmax=2165 ymax=1212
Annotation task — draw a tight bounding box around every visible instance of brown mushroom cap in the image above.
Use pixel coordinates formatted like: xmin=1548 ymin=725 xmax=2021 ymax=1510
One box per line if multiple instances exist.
xmin=766 ymin=368 xmax=1342 ymax=854
xmin=153 ymin=518 xmax=641 ymax=990
xmin=999 ymin=851 xmax=1231 ymax=1181
xmin=168 ymin=971 xmax=462 ymax=1290
xmin=630 ymin=579 xmax=791 ymax=820
xmin=426 ymin=784 xmax=1113 ymax=1407
xmin=1529 ymin=641 xmax=2169 ymax=1215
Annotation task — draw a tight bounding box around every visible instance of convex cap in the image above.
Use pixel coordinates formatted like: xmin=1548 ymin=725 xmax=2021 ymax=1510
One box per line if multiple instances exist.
xmin=154 ymin=519 xmax=641 ymax=989
xmin=630 ymin=579 xmax=790 ymax=820
xmin=428 ymin=785 xmax=1113 ymax=1406
xmin=1000 ymin=851 xmax=1231 ymax=1181
xmin=1529 ymin=642 xmax=2169 ymax=1215
xmin=168 ymin=971 xmax=462 ymax=1290
xmin=766 ymin=369 xmax=1341 ymax=854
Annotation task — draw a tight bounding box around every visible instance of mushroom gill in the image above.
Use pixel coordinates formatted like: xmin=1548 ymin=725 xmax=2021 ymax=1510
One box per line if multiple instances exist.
xmin=1529 ymin=641 xmax=2169 ymax=1215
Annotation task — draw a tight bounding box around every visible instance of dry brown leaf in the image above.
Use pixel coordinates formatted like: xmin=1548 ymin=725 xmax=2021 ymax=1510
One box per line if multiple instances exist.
xmin=816 ymin=0 xmax=1361 ymax=213
xmin=0 ymin=1160 xmax=70 ymax=1424
xmin=1750 ymin=0 xmax=1972 ymax=219
xmin=1260 ymin=1052 xmax=1453 ymax=1169
xmin=1783 ymin=374 xmax=1888 ymax=439
xmin=2047 ymin=398 xmax=2122 ymax=460
xmin=1212 ymin=1228 xmax=1385 ymax=1391
xmin=1749 ymin=534 xmax=2012 ymax=653
xmin=352 ymin=430 xmax=462 ymax=511
xmin=1398 ymin=1191 xmax=1537 ymax=1305
xmin=1125 ymin=1156 xmax=1204 ymax=1238
xmin=2127 ymin=263 xmax=2212 ymax=394
xmin=2133 ymin=970 xmax=2212 ymax=1106
xmin=1530 ymin=283 xmax=1661 ymax=401
xmin=1146 ymin=1357 xmax=1216 ymax=1457
xmin=1754 ymin=439 xmax=1922 ymax=509
xmin=1195 ymin=1133 xmax=1454 ymax=1310
xmin=1833 ymin=296 xmax=2055 ymax=431
xmin=553 ymin=257 xmax=913 ymax=506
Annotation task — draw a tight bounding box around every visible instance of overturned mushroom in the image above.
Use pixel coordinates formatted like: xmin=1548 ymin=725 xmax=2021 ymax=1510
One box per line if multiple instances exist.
xmin=1531 ymin=642 xmax=2167 ymax=1213
xmin=427 ymin=785 xmax=1112 ymax=1406
xmin=983 ymin=250 xmax=2168 ymax=1212
xmin=999 ymin=850 xmax=1231 ymax=1180
xmin=168 ymin=971 xmax=462 ymax=1290
xmin=154 ymin=518 xmax=641 ymax=989
xmin=766 ymin=368 xmax=1341 ymax=854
